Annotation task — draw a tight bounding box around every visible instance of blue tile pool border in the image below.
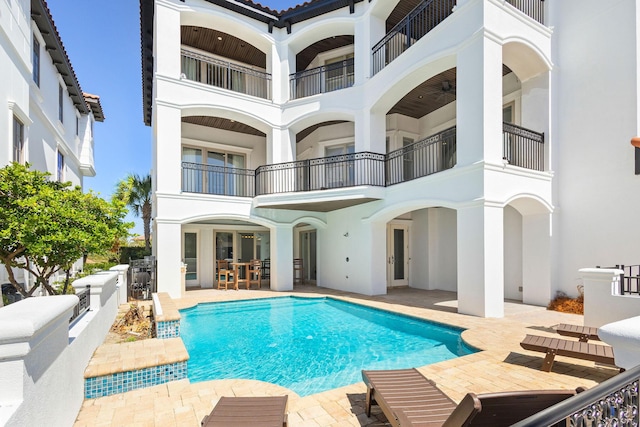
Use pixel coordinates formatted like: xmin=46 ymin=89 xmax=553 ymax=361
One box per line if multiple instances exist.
xmin=84 ymin=361 xmax=187 ymax=399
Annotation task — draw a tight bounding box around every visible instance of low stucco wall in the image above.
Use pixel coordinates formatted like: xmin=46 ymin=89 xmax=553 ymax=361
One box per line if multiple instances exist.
xmin=581 ymin=268 xmax=640 ymax=327
xmin=0 ymin=270 xmax=120 ymax=426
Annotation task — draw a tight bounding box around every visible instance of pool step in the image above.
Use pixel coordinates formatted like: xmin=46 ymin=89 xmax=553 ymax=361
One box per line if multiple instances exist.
xmin=83 ymin=337 xmax=189 ymax=399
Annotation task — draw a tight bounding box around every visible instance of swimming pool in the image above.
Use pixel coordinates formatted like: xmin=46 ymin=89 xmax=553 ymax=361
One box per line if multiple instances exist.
xmin=180 ymin=297 xmax=476 ymax=396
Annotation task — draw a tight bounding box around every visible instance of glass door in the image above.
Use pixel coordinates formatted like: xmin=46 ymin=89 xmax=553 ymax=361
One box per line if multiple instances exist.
xmin=387 ymin=224 xmax=409 ymax=288
xmin=300 ymin=231 xmax=317 ymax=284
xmin=182 ymin=148 xmax=203 ymax=192
xmin=402 ymin=137 xmax=415 ymax=181
xmin=215 ymin=232 xmax=234 ymax=284
xmin=184 ymin=232 xmax=198 ymax=285
xmin=324 ymin=144 xmax=355 ymax=188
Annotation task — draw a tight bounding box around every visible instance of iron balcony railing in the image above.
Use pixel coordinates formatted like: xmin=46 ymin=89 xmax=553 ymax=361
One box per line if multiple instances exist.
xmin=255 ymin=152 xmax=386 ymax=195
xmin=372 ymin=0 xmax=455 ymax=75
xmin=386 ymin=126 xmax=457 ymax=186
xmin=70 ymin=285 xmax=90 ymax=323
xmin=290 ymin=58 xmax=355 ymax=100
xmin=502 ymin=122 xmax=545 ymax=171
xmin=180 ymin=48 xmax=271 ymax=100
xmin=596 ymin=265 xmax=640 ymax=295
xmin=506 ymin=0 xmax=545 ymax=25
xmin=512 ymin=363 xmax=639 ymax=427
xmin=182 ymin=162 xmax=255 ymax=197
xmin=181 ymin=124 xmax=544 ymax=197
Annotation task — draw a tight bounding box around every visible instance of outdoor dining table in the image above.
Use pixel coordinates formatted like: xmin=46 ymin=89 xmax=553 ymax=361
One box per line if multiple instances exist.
xmin=230 ymin=262 xmax=251 ymax=290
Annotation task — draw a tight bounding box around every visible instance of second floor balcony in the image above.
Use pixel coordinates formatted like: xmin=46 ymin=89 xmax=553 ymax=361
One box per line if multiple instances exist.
xmin=180 ymin=123 xmax=544 ymax=205
xmin=290 ymin=58 xmax=355 ymax=100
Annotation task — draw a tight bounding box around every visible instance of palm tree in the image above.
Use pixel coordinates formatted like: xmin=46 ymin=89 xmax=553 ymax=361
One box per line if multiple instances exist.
xmin=114 ymin=173 xmax=152 ymax=252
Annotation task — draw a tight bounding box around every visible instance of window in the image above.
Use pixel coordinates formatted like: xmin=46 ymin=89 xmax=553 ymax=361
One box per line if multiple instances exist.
xmin=181 ymin=147 xmax=246 ymax=196
xmin=76 ymin=116 xmax=79 ymax=136
xmin=324 ymin=143 xmax=355 ymax=188
xmin=58 ymin=84 xmax=64 ymax=123
xmin=32 ymin=36 xmax=40 ymax=86
xmin=13 ymin=116 xmax=24 ymax=164
xmin=57 ymin=151 xmax=65 ymax=182
xmin=635 ymin=148 xmax=640 ymax=175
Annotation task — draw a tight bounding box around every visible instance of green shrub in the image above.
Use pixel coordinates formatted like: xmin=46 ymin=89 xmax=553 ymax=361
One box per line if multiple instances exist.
xmin=119 ymin=246 xmax=151 ymax=264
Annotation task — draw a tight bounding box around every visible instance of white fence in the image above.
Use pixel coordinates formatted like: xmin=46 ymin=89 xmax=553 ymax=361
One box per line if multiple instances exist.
xmin=0 ymin=269 xmax=121 ymax=426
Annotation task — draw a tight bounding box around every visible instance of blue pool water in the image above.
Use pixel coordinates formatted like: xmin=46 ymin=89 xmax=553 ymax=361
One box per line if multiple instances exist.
xmin=180 ymin=297 xmax=476 ymax=396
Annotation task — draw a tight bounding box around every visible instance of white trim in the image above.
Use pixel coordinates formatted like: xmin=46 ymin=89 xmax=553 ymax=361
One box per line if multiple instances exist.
xmin=8 ymin=101 xmax=32 ymax=126
xmin=181 ymin=137 xmax=254 ymax=155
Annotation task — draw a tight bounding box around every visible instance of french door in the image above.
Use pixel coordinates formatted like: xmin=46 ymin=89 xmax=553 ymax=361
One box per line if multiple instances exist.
xmin=387 ymin=224 xmax=409 ymax=288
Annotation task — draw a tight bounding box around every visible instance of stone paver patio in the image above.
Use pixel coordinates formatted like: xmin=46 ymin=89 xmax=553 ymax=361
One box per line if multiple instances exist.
xmin=74 ymin=286 xmax=618 ymax=427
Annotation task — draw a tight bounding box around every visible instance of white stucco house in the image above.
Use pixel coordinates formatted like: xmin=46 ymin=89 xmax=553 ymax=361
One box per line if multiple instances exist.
xmin=141 ymin=0 xmax=640 ymax=317
xmin=0 ymin=0 xmax=105 ymax=289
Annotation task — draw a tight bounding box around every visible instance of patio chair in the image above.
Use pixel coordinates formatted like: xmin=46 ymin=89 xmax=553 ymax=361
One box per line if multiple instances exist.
xmin=293 ymin=258 xmax=303 ymax=285
xmin=248 ymin=259 xmax=262 ymax=289
xmin=520 ymin=334 xmax=616 ymax=372
xmin=217 ymin=260 xmax=235 ymax=291
xmin=362 ymin=368 xmax=582 ymax=427
xmin=555 ymin=323 xmax=600 ymax=342
xmin=201 ymin=395 xmax=288 ymax=427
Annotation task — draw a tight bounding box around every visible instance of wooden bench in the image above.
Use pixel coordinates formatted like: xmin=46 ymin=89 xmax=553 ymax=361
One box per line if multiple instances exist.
xmin=201 ymin=396 xmax=288 ymax=427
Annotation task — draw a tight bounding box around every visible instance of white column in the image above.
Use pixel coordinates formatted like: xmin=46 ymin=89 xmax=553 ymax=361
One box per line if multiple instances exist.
xmin=270 ymin=41 xmax=292 ymax=104
xmin=269 ymin=126 xmax=295 ymax=163
xmin=522 ymin=213 xmax=551 ymax=306
xmin=153 ymin=104 xmax=181 ymax=194
xmin=354 ymin=14 xmax=385 ymax=84
xmin=270 ymin=225 xmax=293 ymax=291
xmin=363 ymin=221 xmax=387 ymax=295
xmin=456 ymin=32 xmax=503 ymax=166
xmin=155 ymin=221 xmax=183 ymax=299
xmin=457 ymin=203 xmax=504 ymax=317
xmin=355 ymin=109 xmax=386 ymax=153
xmin=154 ymin=2 xmax=181 ymax=79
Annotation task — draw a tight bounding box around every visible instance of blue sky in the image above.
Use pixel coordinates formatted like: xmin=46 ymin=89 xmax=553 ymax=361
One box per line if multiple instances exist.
xmin=46 ymin=0 xmax=303 ymax=235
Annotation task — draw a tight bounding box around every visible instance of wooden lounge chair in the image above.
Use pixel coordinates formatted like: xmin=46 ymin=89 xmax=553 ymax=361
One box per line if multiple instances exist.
xmin=201 ymin=395 xmax=288 ymax=427
xmin=555 ymin=323 xmax=600 ymax=342
xmin=362 ymin=368 xmax=580 ymax=427
xmin=520 ymin=334 xmax=616 ymax=372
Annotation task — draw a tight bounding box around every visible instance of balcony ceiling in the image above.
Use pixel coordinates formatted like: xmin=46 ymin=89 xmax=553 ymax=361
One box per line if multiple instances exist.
xmin=182 ymin=116 xmax=266 ymax=136
xmin=389 ymin=66 xmax=512 ymax=119
xmin=181 ymin=26 xmax=266 ymax=68
xmin=387 ymin=0 xmax=423 ymax=32
xmin=296 ymin=120 xmax=349 ymax=143
xmin=259 ymin=198 xmax=379 ymax=212
xmin=296 ymin=35 xmax=354 ymax=72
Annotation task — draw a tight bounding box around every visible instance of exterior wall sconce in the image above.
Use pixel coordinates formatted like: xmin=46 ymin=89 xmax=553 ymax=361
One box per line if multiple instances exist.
xmin=631 ymin=137 xmax=640 ymax=148
xmin=631 ymin=137 xmax=640 ymax=175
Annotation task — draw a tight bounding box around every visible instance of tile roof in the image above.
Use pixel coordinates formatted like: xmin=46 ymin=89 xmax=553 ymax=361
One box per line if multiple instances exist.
xmin=31 ymin=0 xmax=89 ymax=114
xmin=83 ymin=93 xmax=105 ymax=122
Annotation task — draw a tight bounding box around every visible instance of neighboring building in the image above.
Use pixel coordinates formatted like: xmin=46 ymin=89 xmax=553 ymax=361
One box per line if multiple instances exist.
xmin=0 ymin=0 xmax=105 ymax=288
xmin=140 ymin=0 xmax=639 ymax=317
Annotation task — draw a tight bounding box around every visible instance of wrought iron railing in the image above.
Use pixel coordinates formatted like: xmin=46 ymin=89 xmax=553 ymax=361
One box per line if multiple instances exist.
xmin=505 ymin=0 xmax=545 ymax=25
xmin=512 ymin=363 xmax=639 ymax=427
xmin=503 ymin=122 xmax=545 ymax=171
xmin=181 ymin=123 xmax=544 ymax=197
xmin=290 ymin=58 xmax=355 ymax=99
xmin=597 ymin=265 xmax=640 ymax=295
xmin=70 ymin=285 xmax=90 ymax=323
xmin=386 ymin=126 xmax=456 ymax=185
xmin=372 ymin=0 xmax=455 ymax=75
xmin=182 ymin=162 xmax=255 ymax=197
xmin=181 ymin=48 xmax=271 ymax=100
xmin=255 ymin=152 xmax=386 ymax=195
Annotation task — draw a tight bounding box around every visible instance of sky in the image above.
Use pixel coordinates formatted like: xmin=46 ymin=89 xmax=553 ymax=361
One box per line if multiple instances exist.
xmin=46 ymin=0 xmax=304 ymax=235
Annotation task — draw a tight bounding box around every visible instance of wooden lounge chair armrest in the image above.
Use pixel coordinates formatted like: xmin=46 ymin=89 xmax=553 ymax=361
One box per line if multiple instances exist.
xmin=442 ymin=393 xmax=481 ymax=427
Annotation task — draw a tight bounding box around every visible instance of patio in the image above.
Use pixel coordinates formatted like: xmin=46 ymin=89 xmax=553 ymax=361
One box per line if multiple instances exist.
xmin=74 ymin=286 xmax=618 ymax=427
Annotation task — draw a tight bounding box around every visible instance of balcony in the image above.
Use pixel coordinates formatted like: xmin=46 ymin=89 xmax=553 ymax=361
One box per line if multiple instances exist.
xmin=180 ymin=124 xmax=544 ymax=208
xmin=372 ymin=0 xmax=456 ymax=75
xmin=290 ymin=58 xmax=355 ymax=100
xmin=372 ymin=0 xmax=545 ymax=75
xmin=181 ymin=48 xmax=271 ymax=100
